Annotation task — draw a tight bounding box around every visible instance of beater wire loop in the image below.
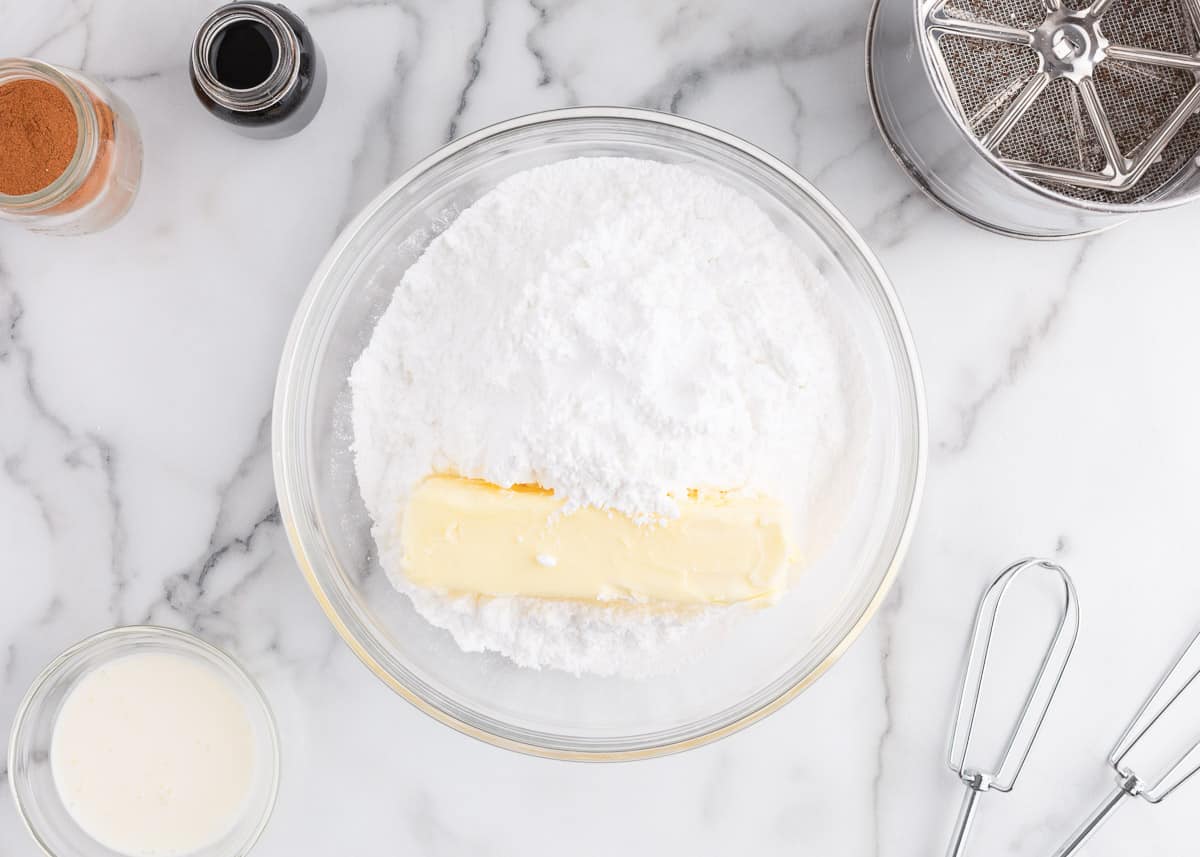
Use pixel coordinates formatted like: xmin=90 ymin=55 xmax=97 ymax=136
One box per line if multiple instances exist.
xmin=943 ymin=558 xmax=1079 ymax=857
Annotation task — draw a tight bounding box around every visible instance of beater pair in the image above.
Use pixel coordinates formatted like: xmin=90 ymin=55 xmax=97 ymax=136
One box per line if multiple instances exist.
xmin=944 ymin=557 xmax=1200 ymax=856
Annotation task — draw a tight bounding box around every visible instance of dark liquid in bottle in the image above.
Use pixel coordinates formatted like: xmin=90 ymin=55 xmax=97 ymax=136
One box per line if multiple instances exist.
xmin=191 ymin=2 xmax=325 ymax=138
xmin=210 ymin=20 xmax=278 ymax=88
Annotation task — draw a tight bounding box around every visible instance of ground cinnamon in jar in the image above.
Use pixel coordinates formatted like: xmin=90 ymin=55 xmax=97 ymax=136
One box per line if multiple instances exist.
xmin=0 ymin=79 xmax=79 ymax=196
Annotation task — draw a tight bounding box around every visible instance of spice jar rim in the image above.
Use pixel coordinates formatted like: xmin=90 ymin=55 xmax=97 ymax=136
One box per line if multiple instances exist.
xmin=191 ymin=3 xmax=302 ymax=113
xmin=0 ymin=58 xmax=99 ymax=211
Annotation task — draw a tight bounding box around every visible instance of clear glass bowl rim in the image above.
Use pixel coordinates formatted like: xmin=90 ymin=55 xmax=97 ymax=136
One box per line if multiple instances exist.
xmin=7 ymin=625 xmax=281 ymax=857
xmin=272 ymin=105 xmax=928 ymax=761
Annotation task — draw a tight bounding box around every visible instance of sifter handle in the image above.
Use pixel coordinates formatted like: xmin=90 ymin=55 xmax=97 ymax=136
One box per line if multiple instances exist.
xmin=1049 ymin=776 xmax=1139 ymax=857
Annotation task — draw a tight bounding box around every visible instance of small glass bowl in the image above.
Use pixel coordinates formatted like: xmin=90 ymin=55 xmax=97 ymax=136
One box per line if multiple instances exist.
xmin=8 ymin=626 xmax=280 ymax=857
xmin=273 ymin=107 xmax=927 ymax=759
xmin=0 ymin=58 xmax=142 ymax=235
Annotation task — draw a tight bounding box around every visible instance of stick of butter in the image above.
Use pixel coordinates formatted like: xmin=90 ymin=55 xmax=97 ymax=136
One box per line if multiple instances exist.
xmin=399 ymin=475 xmax=794 ymax=606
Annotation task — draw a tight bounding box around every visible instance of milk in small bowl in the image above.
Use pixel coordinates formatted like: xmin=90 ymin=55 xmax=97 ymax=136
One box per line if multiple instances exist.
xmin=8 ymin=626 xmax=279 ymax=857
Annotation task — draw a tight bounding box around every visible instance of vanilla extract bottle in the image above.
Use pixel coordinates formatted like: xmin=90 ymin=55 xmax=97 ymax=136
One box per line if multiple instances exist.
xmin=190 ymin=2 xmax=326 ymax=138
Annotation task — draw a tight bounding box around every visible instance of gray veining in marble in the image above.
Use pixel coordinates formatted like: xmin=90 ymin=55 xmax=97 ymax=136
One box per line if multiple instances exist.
xmin=3 ymin=1 xmax=1200 ymax=855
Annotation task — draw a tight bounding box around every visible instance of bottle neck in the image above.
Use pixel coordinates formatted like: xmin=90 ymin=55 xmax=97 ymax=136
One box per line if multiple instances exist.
xmin=191 ymin=3 xmax=300 ymax=114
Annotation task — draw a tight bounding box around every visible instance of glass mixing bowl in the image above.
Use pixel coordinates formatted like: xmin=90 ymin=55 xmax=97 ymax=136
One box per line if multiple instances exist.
xmin=273 ymin=107 xmax=926 ymax=760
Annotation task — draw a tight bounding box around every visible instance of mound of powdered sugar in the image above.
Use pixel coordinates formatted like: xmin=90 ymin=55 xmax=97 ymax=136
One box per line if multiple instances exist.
xmin=350 ymin=156 xmax=854 ymax=676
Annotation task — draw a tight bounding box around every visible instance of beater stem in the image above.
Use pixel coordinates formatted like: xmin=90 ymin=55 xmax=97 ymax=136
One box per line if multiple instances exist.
xmin=946 ymin=784 xmax=983 ymax=857
xmin=1050 ymin=775 xmax=1140 ymax=857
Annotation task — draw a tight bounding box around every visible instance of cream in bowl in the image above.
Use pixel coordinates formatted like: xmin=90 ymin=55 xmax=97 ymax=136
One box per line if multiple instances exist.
xmin=8 ymin=626 xmax=279 ymax=857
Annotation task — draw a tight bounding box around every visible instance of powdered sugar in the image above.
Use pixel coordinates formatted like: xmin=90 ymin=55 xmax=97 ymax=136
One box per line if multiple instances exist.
xmin=389 ymin=571 xmax=750 ymax=677
xmin=350 ymin=157 xmax=855 ymax=676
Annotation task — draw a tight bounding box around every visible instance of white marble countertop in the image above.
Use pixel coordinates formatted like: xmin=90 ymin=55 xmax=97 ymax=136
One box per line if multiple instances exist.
xmin=3 ymin=1 xmax=1200 ymax=854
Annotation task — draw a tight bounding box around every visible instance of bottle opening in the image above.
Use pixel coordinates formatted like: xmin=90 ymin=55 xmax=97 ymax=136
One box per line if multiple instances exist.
xmin=209 ymin=18 xmax=279 ymax=90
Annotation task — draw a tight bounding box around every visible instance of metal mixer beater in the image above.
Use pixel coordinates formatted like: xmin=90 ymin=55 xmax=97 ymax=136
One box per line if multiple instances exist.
xmin=943 ymin=558 xmax=1080 ymax=857
xmin=1050 ymin=626 xmax=1200 ymax=856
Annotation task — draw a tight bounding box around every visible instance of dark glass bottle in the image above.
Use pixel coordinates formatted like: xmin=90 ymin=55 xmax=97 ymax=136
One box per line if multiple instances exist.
xmin=190 ymin=2 xmax=326 ymax=139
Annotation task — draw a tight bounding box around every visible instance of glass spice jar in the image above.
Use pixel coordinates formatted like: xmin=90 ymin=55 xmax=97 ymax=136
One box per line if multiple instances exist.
xmin=0 ymin=59 xmax=143 ymax=235
xmin=190 ymin=3 xmax=326 ymax=139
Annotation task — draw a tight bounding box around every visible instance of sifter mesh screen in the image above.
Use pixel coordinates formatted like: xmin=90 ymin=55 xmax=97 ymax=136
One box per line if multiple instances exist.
xmin=1101 ymin=0 xmax=1197 ymax=54
xmin=1094 ymin=61 xmax=1194 ymax=155
xmin=929 ymin=0 xmax=1200 ymax=204
xmin=1000 ymin=78 xmax=1107 ymax=171
xmin=944 ymin=0 xmax=1060 ymax=29
xmin=939 ymin=35 xmax=1039 ymax=134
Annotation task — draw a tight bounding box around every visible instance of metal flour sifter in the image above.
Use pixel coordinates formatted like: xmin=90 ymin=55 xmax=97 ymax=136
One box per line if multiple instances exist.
xmin=868 ymin=0 xmax=1200 ymax=238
